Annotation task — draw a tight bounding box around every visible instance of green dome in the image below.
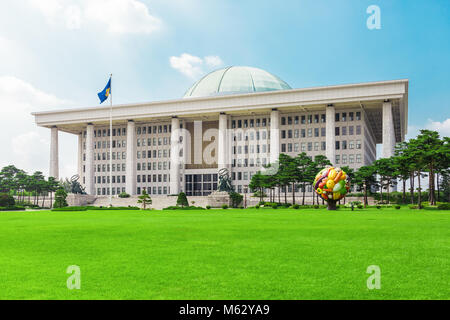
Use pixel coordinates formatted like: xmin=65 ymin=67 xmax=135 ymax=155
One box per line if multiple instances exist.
xmin=183 ymin=66 xmax=291 ymax=98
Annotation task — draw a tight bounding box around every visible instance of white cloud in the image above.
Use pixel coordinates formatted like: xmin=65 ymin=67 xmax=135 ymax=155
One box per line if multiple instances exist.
xmin=204 ymin=55 xmax=223 ymax=67
xmin=0 ymin=76 xmax=76 ymax=179
xmin=28 ymin=0 xmax=161 ymax=34
xmin=425 ymin=118 xmax=450 ymax=137
xmin=170 ymin=53 xmax=224 ymax=79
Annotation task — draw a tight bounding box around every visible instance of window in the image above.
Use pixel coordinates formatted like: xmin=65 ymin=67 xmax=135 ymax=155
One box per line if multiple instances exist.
xmin=301 ymin=115 xmax=306 ymax=124
xmin=335 ymin=113 xmax=340 ymax=122
xmin=321 ymin=141 xmax=326 ymax=150
xmin=342 ymin=140 xmax=347 ymax=150
xmin=342 ymin=126 xmax=347 ymax=135
xmin=314 ymin=114 xmax=319 ymax=123
xmin=356 ymin=154 xmax=362 ymax=163
xmin=307 ymin=128 xmax=312 ymax=137
xmin=335 ymin=155 xmax=340 ymax=164
xmin=314 ymin=142 xmax=319 ymax=151
xmin=342 ymin=154 xmax=347 ymax=164
xmin=342 ymin=112 xmax=346 ymax=122
xmin=356 ymin=125 xmax=361 ymax=135
xmin=335 ymin=127 xmax=340 ymax=136
xmin=349 ymin=112 xmax=354 ymax=121
xmin=321 ymin=127 xmax=326 ymax=137
xmin=356 ymin=140 xmax=361 ymax=149
xmin=349 ymin=140 xmax=355 ymax=149
xmin=356 ymin=112 xmax=361 ymax=120
xmin=335 ymin=141 xmax=340 ymax=150
xmin=307 ymin=142 xmax=312 ymax=151
xmin=321 ymin=114 xmax=326 ymax=123
xmin=314 ymin=128 xmax=319 ymax=137
xmin=349 ymin=126 xmax=354 ymax=135
xmin=349 ymin=154 xmax=355 ymax=164
xmin=281 ymin=117 xmax=286 ymax=125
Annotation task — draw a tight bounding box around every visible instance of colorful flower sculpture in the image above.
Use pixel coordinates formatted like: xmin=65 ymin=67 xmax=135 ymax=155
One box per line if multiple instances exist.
xmin=313 ymin=167 xmax=350 ymax=210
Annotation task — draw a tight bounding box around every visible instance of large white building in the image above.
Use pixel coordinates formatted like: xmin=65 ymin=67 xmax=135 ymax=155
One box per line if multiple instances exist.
xmin=32 ymin=66 xmax=409 ymax=197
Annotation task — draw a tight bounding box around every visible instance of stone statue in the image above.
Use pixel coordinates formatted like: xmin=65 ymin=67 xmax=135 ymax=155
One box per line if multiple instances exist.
xmin=217 ymin=168 xmax=233 ymax=193
xmin=70 ymin=175 xmax=86 ymax=195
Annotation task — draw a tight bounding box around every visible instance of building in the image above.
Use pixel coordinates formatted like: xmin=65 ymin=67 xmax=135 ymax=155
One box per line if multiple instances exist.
xmin=32 ymin=66 xmax=409 ymax=197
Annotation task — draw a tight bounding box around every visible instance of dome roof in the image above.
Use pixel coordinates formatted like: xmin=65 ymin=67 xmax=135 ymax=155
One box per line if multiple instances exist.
xmin=183 ymin=66 xmax=291 ymax=98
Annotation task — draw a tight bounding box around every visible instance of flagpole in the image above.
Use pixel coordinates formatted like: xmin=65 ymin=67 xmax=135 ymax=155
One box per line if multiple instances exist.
xmin=109 ymin=74 xmax=113 ymax=207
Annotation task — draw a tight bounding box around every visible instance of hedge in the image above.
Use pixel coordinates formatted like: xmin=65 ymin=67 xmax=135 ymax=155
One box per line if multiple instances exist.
xmin=0 ymin=206 xmax=25 ymax=211
xmin=163 ymin=206 xmax=206 ymax=210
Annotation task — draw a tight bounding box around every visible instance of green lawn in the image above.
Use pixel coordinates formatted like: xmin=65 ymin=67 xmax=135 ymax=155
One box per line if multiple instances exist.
xmin=0 ymin=208 xmax=448 ymax=300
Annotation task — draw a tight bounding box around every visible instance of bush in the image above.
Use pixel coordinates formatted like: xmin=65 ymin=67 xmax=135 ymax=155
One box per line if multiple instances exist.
xmin=357 ymin=204 xmax=364 ymax=209
xmin=409 ymin=205 xmax=418 ymax=209
xmin=176 ymin=192 xmax=189 ymax=207
xmin=255 ymin=205 xmax=260 ymax=209
xmin=52 ymin=206 xmax=87 ymax=212
xmin=163 ymin=206 xmax=205 ymax=210
xmin=0 ymin=205 xmax=25 ymax=211
xmin=292 ymin=204 xmax=300 ymax=209
xmin=118 ymin=192 xmax=130 ymax=198
xmin=53 ymin=188 xmax=68 ymax=208
xmin=206 ymin=205 xmax=211 ymax=210
xmin=271 ymin=203 xmax=278 ymax=209
xmin=0 ymin=193 xmax=15 ymax=207
xmin=222 ymin=204 xmax=228 ymax=209
xmin=437 ymin=203 xmax=450 ymax=210
xmin=376 ymin=205 xmax=382 ymax=209
xmin=314 ymin=205 xmax=320 ymax=209
xmin=230 ymin=192 xmax=243 ymax=208
xmin=395 ymin=205 xmax=401 ymax=210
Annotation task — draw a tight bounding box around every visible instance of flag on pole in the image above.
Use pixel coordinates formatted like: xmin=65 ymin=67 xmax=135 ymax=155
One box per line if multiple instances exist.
xmin=97 ymin=77 xmax=111 ymax=104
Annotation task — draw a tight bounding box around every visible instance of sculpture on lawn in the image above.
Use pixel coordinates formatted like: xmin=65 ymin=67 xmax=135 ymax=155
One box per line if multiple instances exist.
xmin=217 ymin=168 xmax=233 ymax=193
xmin=70 ymin=174 xmax=86 ymax=195
xmin=313 ymin=167 xmax=350 ymax=210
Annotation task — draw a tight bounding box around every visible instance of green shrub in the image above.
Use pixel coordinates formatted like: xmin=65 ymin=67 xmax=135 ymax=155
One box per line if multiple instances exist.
xmin=0 ymin=205 xmax=25 ymax=211
xmin=118 ymin=192 xmax=130 ymax=198
xmin=222 ymin=204 xmax=228 ymax=209
xmin=206 ymin=205 xmax=211 ymax=210
xmin=437 ymin=203 xmax=450 ymax=210
xmin=230 ymin=192 xmax=243 ymax=208
xmin=395 ymin=205 xmax=401 ymax=210
xmin=0 ymin=193 xmax=15 ymax=207
xmin=53 ymin=188 xmax=68 ymax=208
xmin=176 ymin=192 xmax=189 ymax=207
xmin=255 ymin=205 xmax=260 ymax=209
xmin=409 ymin=205 xmax=418 ymax=209
xmin=314 ymin=205 xmax=320 ymax=209
xmin=376 ymin=205 xmax=382 ymax=209
xmin=163 ymin=206 xmax=205 ymax=210
xmin=52 ymin=206 xmax=87 ymax=212
xmin=292 ymin=204 xmax=300 ymax=209
xmin=271 ymin=203 xmax=278 ymax=209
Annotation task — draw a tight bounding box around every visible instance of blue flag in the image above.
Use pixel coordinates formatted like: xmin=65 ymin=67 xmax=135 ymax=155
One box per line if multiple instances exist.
xmin=98 ymin=77 xmax=111 ymax=104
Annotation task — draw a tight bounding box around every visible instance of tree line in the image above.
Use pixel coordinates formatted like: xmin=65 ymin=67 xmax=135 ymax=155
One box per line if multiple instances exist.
xmin=249 ymin=130 xmax=450 ymax=207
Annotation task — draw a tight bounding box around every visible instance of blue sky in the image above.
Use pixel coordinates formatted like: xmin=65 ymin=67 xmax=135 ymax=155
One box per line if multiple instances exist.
xmin=0 ymin=0 xmax=449 ymax=178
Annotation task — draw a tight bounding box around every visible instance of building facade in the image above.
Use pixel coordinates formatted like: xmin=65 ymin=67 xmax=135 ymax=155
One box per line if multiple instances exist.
xmin=32 ymin=66 xmax=409 ymax=197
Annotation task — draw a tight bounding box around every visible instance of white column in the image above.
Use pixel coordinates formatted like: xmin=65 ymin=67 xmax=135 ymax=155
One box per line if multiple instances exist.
xmin=326 ymin=105 xmax=336 ymax=164
xmin=126 ymin=120 xmax=136 ymax=195
xmin=270 ymin=109 xmax=280 ymax=163
xmin=49 ymin=126 xmax=59 ymax=179
xmin=85 ymin=124 xmax=95 ymax=195
xmin=77 ymin=132 xmax=83 ymax=180
xmin=382 ymin=101 xmax=395 ymax=158
xmin=218 ymin=113 xmax=229 ymax=170
xmin=170 ymin=117 xmax=180 ymax=195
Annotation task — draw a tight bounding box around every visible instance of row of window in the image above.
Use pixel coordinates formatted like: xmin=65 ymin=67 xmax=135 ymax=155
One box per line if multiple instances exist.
xmin=232 ymin=118 xmax=269 ymax=128
xmin=136 ymin=125 xmax=172 ymax=135
xmin=95 ymin=186 xmax=170 ymax=196
xmin=137 ymin=162 xmax=170 ymax=171
xmin=335 ymin=126 xmax=361 ymax=136
xmin=85 ymin=128 xmax=127 ymax=138
xmin=335 ymin=140 xmax=362 ymax=150
xmin=233 ymin=144 xmax=269 ymax=154
xmin=335 ymin=154 xmax=362 ymax=164
xmin=232 ymin=158 xmax=269 ymax=167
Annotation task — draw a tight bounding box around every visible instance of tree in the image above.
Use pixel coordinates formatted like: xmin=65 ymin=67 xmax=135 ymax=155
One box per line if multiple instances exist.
xmin=0 ymin=165 xmax=20 ymax=193
xmin=249 ymin=171 xmax=265 ymax=203
xmin=137 ymin=189 xmax=152 ymax=209
xmin=394 ymin=142 xmax=414 ymax=204
xmin=176 ymin=192 xmax=189 ymax=207
xmin=53 ymin=188 xmax=68 ymax=208
xmin=295 ymin=153 xmax=314 ymax=205
xmin=373 ymin=157 xmax=398 ymax=203
xmin=47 ymin=177 xmax=60 ymax=209
xmin=353 ymin=165 xmax=378 ymax=207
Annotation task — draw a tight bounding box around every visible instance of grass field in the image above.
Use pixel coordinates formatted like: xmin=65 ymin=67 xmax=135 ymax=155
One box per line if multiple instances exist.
xmin=0 ymin=207 xmax=448 ymax=300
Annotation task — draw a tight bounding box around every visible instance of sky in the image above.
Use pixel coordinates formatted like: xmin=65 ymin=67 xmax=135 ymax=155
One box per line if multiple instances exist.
xmin=0 ymin=0 xmax=449 ymax=179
